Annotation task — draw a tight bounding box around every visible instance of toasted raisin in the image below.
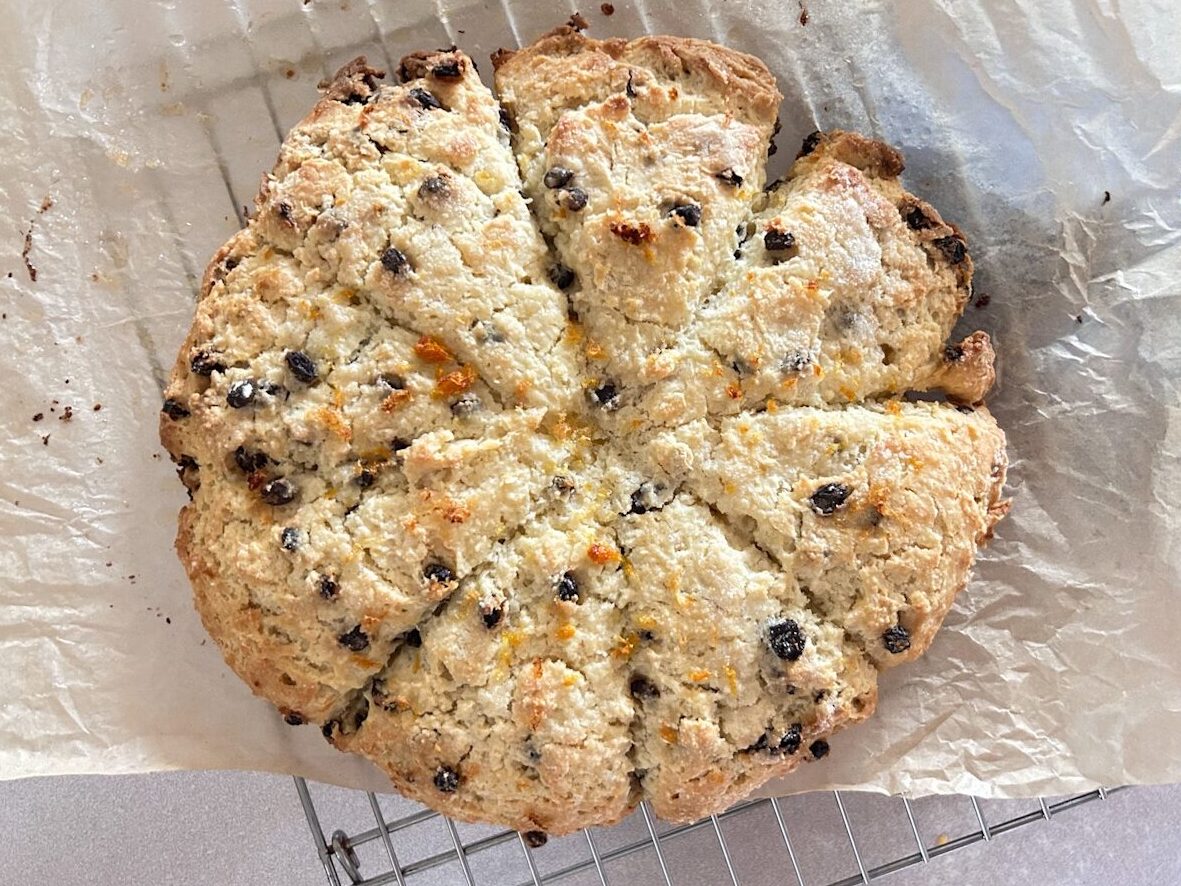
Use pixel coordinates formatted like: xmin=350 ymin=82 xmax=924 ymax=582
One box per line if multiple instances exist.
xmin=669 ymin=203 xmax=702 ymax=227
xmin=799 ymin=130 xmax=823 ymax=156
xmin=764 ymin=229 xmax=796 ymax=252
xmin=543 ymin=167 xmax=574 ymax=189
xmin=354 ymin=468 xmax=376 ymax=488
xmin=809 ymin=739 xmax=830 ymax=759
xmin=904 ymin=204 xmax=933 ymax=230
xmin=260 ymin=477 xmax=297 ymax=506
xmin=403 ymin=628 xmax=422 ymax=648
xmin=552 ymin=475 xmax=575 ymax=493
xmin=589 ymin=381 xmax=620 ymax=410
xmin=629 ymin=675 xmax=660 ymax=699
xmin=883 ymin=624 xmax=911 ymax=654
xmin=778 ymin=723 xmax=803 ymax=755
xmin=423 ymin=563 xmax=454 ymax=584
xmin=548 ymin=263 xmax=576 ymax=290
xmin=234 ymin=445 xmax=269 ymax=474
xmin=190 ymin=351 xmax=226 ymax=376
xmin=322 ymin=720 xmax=339 ymax=741
xmin=380 ymin=247 xmax=409 ymax=275
xmin=319 ymin=576 xmax=339 ymax=600
xmin=522 ymin=830 xmax=548 ymax=848
xmin=162 ymin=398 xmax=190 ymax=419
xmin=418 ymin=175 xmax=449 ymax=198
xmin=809 ymin=483 xmax=851 ymax=516
xmin=943 ymin=344 xmax=965 ymax=362
xmin=338 ymin=625 xmax=369 ymax=651
xmin=781 ymin=350 xmax=813 ymax=374
xmin=555 ymin=571 xmax=580 ymax=603
xmin=561 ymin=187 xmax=588 ymax=212
xmin=280 ymin=527 xmax=301 ymax=551
xmin=434 ymin=766 xmax=460 ymax=793
xmin=431 ymin=59 xmax=463 ymax=80
xmin=226 ymin=379 xmax=257 ymax=408
xmin=766 ymin=618 xmax=807 ymax=661
xmin=410 ymin=87 xmax=443 ymax=110
xmin=285 ymin=350 xmax=318 ymax=383
xmin=934 ymin=235 xmax=967 ymax=263
xmin=629 ymin=482 xmax=665 ymax=515
xmin=283 ymin=712 xmax=305 ymax=726
xmin=481 ymin=603 xmax=503 ymax=629
xmin=450 ymin=394 xmax=481 ymax=417
xmin=746 ymin=733 xmax=769 ymax=752
xmin=715 ymin=168 xmax=744 ymax=187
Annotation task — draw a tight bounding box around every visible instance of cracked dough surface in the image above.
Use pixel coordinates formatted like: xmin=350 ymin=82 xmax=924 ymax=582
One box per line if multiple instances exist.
xmin=160 ymin=27 xmax=1009 ymax=836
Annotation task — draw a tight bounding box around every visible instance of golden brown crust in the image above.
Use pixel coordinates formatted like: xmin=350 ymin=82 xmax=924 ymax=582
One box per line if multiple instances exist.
xmin=493 ymin=25 xmax=781 ymax=127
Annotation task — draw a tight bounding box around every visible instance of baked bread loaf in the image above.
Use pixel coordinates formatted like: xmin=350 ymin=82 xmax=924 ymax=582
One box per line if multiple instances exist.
xmin=160 ymin=25 xmax=1008 ymax=836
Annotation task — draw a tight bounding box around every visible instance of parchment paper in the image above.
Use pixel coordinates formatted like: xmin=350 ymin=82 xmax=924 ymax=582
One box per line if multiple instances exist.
xmin=1 ymin=0 xmax=1178 ymax=799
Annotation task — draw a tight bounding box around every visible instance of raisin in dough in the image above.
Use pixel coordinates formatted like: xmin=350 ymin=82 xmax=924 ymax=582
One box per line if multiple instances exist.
xmin=161 ymin=30 xmax=1009 ymax=836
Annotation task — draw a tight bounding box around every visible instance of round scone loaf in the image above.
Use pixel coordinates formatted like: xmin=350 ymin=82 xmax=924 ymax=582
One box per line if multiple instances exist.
xmin=160 ymin=25 xmax=1009 ymax=836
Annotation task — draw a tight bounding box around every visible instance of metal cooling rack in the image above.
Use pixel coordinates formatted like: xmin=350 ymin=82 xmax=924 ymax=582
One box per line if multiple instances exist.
xmin=293 ymin=777 xmax=1117 ymax=885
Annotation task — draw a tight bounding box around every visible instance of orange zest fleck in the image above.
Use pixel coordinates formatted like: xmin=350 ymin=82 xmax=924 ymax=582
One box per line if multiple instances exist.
xmin=885 ymin=400 xmax=903 ymax=415
xmin=724 ymin=664 xmax=738 ymax=695
xmin=588 ymin=543 xmax=620 ymax=565
xmin=414 ymin=335 xmax=452 ymax=363
xmin=381 ymin=389 xmax=412 ymax=412
xmin=766 ymin=398 xmax=779 ymax=413
xmin=435 ymin=364 xmax=477 ymax=396
xmin=839 ymin=384 xmax=857 ymax=401
xmin=659 ymin=724 xmax=679 ymax=744
xmin=689 ymin=669 xmax=711 ymax=683
xmin=556 ymin=624 xmax=576 ymax=641
xmin=725 ymin=381 xmax=743 ymax=400
xmin=312 ymin=406 xmax=352 ymax=441
xmin=444 ymin=505 xmax=470 ymax=524
xmin=611 ymin=632 xmax=638 ymax=659
xmin=585 ymin=341 xmax=606 ymax=361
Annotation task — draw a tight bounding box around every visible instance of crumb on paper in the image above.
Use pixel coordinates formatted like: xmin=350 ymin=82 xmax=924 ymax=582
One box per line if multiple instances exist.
xmin=32 ymin=412 xmax=43 ymax=422
xmin=60 ymin=406 xmax=74 ymax=422
xmin=93 ymin=403 xmax=102 ymax=411
xmin=1102 ymin=190 xmax=1111 ymax=205
xmin=284 ymin=67 xmax=296 ymax=80
xmin=798 ymin=0 xmax=809 ymax=25
xmin=1075 ymin=313 xmax=1084 ymax=323
xmin=41 ymin=434 xmax=50 ymax=446
xmin=600 ymin=2 xmax=615 ymax=14
xmin=79 ymin=87 xmax=94 ymax=108
xmin=568 ymin=12 xmax=589 ymax=31
xmin=159 ymin=60 xmax=170 ymax=92
xmin=974 ymin=293 xmax=991 ymax=309
xmin=22 ymin=226 xmax=37 ymax=282
xmin=935 ymin=833 xmax=950 ymax=846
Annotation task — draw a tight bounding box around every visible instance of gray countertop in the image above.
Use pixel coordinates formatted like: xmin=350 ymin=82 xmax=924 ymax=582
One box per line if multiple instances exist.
xmin=3 ymin=773 xmax=1179 ymax=884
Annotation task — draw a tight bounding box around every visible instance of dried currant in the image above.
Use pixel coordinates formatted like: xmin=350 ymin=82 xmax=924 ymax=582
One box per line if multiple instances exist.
xmin=409 ymin=87 xmax=443 ymax=110
xmin=423 ymin=563 xmax=454 ymax=585
xmin=260 ymin=477 xmax=297 ymax=506
xmin=555 ymin=571 xmax=580 ymax=603
xmin=226 ymin=379 xmax=258 ymax=408
xmin=629 ymin=675 xmax=661 ymax=700
xmin=764 ymin=229 xmax=796 ymax=253
xmin=319 ymin=576 xmax=339 ymax=600
xmin=809 ymin=483 xmax=851 ymax=516
xmin=380 ymin=246 xmax=409 ymax=275
xmin=285 ymin=350 xmax=318 ymax=383
xmin=809 ymin=739 xmax=830 ymax=759
xmin=433 ymin=766 xmax=460 ymax=793
xmin=543 ymin=167 xmax=574 ymax=189
xmin=766 ymin=618 xmax=807 ymax=661
xmin=280 ymin=527 xmax=301 ymax=551
xmin=882 ymin=624 xmax=912 ymax=654
xmin=162 ymin=398 xmax=190 ymax=419
xmin=548 ymin=263 xmax=576 ymax=290
xmin=337 ymin=625 xmax=369 ymax=651
xmin=669 ymin=203 xmax=702 ymax=227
